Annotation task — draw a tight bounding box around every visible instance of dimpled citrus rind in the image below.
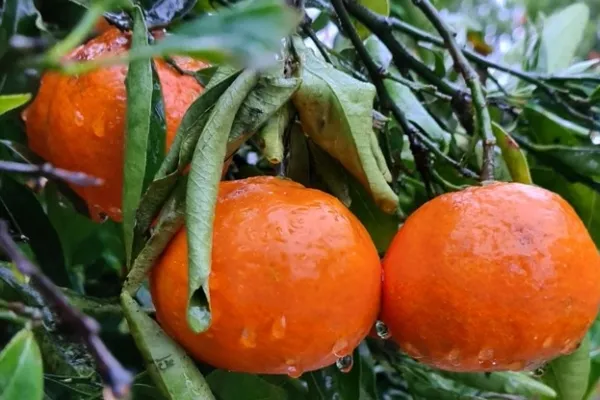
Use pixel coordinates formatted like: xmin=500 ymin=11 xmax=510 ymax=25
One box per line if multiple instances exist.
xmin=150 ymin=176 xmax=382 ymax=375
xmin=23 ymin=27 xmax=208 ymax=221
xmin=382 ymin=182 xmax=600 ymax=372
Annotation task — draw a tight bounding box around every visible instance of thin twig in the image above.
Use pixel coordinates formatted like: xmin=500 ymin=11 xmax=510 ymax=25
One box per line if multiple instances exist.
xmin=411 ymin=0 xmax=495 ymax=181
xmin=301 ymin=16 xmax=333 ymax=64
xmin=0 ymin=161 xmax=103 ymax=187
xmin=330 ymin=0 xmax=433 ymax=196
xmin=0 ymin=220 xmax=132 ymax=398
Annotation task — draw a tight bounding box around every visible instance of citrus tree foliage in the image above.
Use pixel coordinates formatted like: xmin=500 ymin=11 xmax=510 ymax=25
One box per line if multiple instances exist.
xmin=0 ymin=0 xmax=599 ymax=399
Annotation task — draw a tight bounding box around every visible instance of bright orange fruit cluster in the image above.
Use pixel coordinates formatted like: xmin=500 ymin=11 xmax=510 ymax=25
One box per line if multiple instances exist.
xmin=23 ymin=25 xmax=600 ymax=377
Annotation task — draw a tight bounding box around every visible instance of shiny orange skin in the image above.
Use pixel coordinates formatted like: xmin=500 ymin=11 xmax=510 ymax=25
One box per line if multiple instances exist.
xmin=150 ymin=176 xmax=382 ymax=375
xmin=23 ymin=27 xmax=209 ymax=221
xmin=382 ymin=182 xmax=600 ymax=372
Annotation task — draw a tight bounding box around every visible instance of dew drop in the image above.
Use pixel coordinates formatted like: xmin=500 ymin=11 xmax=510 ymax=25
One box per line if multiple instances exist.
xmin=332 ymin=338 xmax=349 ymax=357
xmin=543 ymin=336 xmax=553 ymax=349
xmin=92 ymin=120 xmax=105 ymax=137
xmin=446 ymin=349 xmax=461 ymax=366
xmin=271 ymin=316 xmax=287 ymax=340
xmin=478 ymin=348 xmax=494 ymax=362
xmin=375 ymin=321 xmax=391 ymax=340
xmin=336 ymin=355 xmax=354 ymax=373
xmin=286 ymin=359 xmax=302 ymax=378
xmin=591 ymin=131 xmax=600 ymax=145
xmin=533 ymin=364 xmax=548 ymax=377
xmin=239 ymin=328 xmax=257 ymax=348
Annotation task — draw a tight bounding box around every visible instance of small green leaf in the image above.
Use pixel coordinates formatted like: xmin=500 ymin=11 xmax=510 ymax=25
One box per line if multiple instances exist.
xmin=123 ymin=5 xmax=167 ymax=265
xmin=186 ymin=70 xmax=259 ymax=333
xmin=206 ymin=371 xmax=295 ymax=400
xmin=540 ymin=3 xmax=590 ymax=73
xmin=0 ymin=175 xmax=69 ymax=287
xmin=0 ymin=329 xmax=43 ymax=400
xmin=257 ymin=104 xmax=290 ymax=165
xmin=491 ymin=122 xmax=532 ymax=184
xmin=441 ymin=371 xmax=556 ymax=398
xmin=543 ymin=336 xmax=590 ymax=400
xmin=291 ymin=36 xmax=398 ymax=214
xmin=121 ymin=292 xmax=215 ymax=400
xmin=0 ymin=94 xmax=31 ymax=116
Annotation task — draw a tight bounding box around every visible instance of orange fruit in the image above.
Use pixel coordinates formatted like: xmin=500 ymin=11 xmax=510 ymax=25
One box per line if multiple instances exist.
xmin=150 ymin=176 xmax=381 ymax=375
xmin=381 ymin=182 xmax=600 ymax=372
xmin=23 ymin=27 xmax=210 ymax=221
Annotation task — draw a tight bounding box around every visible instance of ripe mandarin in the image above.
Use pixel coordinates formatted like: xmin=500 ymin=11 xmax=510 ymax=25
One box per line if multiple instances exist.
xmin=381 ymin=182 xmax=600 ymax=372
xmin=150 ymin=176 xmax=381 ymax=375
xmin=23 ymin=27 xmax=210 ymax=221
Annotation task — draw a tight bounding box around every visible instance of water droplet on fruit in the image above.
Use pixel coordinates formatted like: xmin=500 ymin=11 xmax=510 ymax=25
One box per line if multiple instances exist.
xmin=543 ymin=336 xmax=553 ymax=348
xmin=478 ymin=348 xmax=494 ymax=361
xmin=336 ymin=355 xmax=353 ymax=373
xmin=74 ymin=110 xmax=84 ymax=127
xmin=446 ymin=349 xmax=461 ymax=366
xmin=286 ymin=359 xmax=302 ymax=378
xmin=270 ymin=316 xmax=286 ymax=340
xmin=332 ymin=338 xmax=349 ymax=357
xmin=375 ymin=321 xmax=391 ymax=339
xmin=239 ymin=328 xmax=257 ymax=348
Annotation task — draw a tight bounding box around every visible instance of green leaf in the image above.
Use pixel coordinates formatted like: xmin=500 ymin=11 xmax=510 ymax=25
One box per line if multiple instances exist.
xmin=139 ymin=0 xmax=197 ymax=27
xmin=291 ymin=36 xmax=398 ymax=214
xmin=124 ymin=178 xmax=186 ymax=296
xmin=124 ymin=0 xmax=301 ymax=70
xmin=491 ymin=122 xmax=532 ymax=184
xmin=589 ymin=86 xmax=600 ymax=106
xmin=121 ymin=292 xmax=215 ymax=400
xmin=0 ymin=94 xmax=31 ymax=116
xmin=531 ymin=166 xmax=600 ymax=246
xmin=540 ymin=3 xmax=590 ymax=73
xmin=0 ymin=329 xmax=43 ymax=400
xmin=543 ymin=336 xmax=590 ymax=400
xmin=441 ymin=371 xmax=556 ymax=398
xmin=523 ymin=104 xmax=591 ymax=143
xmin=133 ymin=67 xmax=242 ymax=248
xmin=123 ymin=5 xmax=167 ymax=266
xmin=186 ymin=70 xmax=259 ymax=333
xmin=206 ymin=371 xmax=292 ymax=400
xmin=0 ymin=175 xmax=69 ymax=287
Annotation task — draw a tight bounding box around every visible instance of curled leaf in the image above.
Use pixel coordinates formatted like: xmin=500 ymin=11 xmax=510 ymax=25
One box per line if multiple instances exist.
xmin=186 ymin=70 xmax=259 ymax=333
xmin=291 ymin=36 xmax=398 ymax=214
xmin=257 ymin=104 xmax=292 ymax=165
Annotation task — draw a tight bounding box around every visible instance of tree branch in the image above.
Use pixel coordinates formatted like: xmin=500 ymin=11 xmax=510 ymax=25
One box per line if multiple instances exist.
xmin=331 ymin=0 xmax=479 ymax=194
xmin=0 ymin=220 xmax=132 ymax=398
xmin=0 ymin=161 xmax=103 ymax=187
xmin=410 ymin=0 xmax=495 ymax=181
xmin=390 ymin=17 xmax=600 ymax=132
